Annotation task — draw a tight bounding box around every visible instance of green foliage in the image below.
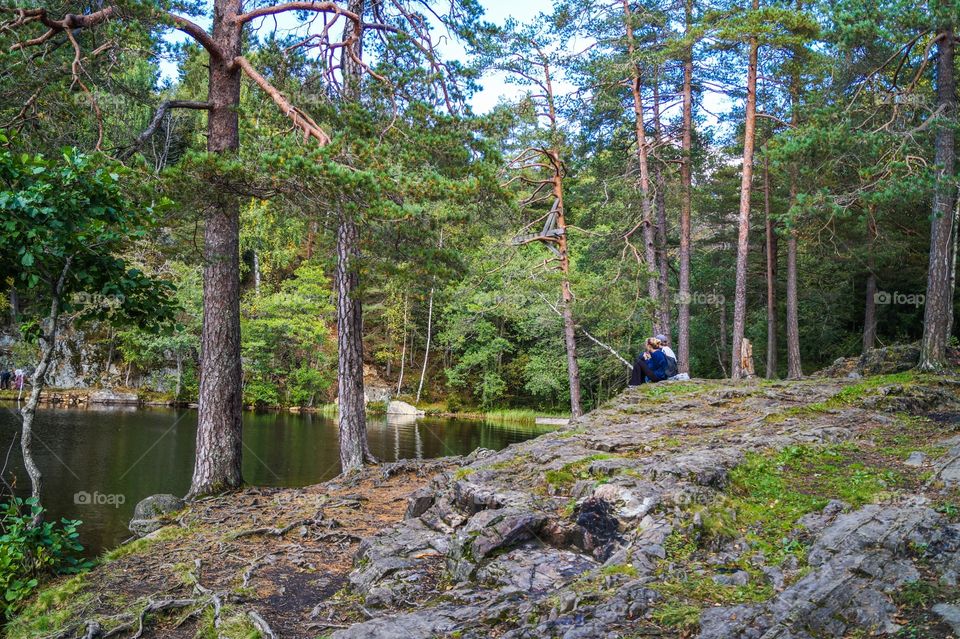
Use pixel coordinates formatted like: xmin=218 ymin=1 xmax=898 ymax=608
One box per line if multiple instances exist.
xmin=0 ymin=498 xmax=91 ymax=619
xmin=241 ymin=262 xmax=335 ymax=407
xmin=0 ymin=139 xmax=176 ymax=333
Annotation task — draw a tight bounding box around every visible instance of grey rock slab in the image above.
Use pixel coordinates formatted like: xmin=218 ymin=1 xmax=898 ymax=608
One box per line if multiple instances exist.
xmin=933 ymin=603 xmax=960 ymax=634
xmin=713 ymin=570 xmax=750 ymax=586
xmin=476 ymin=546 xmax=597 ymax=594
xmin=404 ymin=486 xmax=435 ymax=519
xmin=330 ymin=605 xmax=479 ymax=639
xmin=904 ymin=451 xmax=927 ymax=466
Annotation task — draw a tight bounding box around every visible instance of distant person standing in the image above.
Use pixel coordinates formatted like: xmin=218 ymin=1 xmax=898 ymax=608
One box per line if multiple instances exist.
xmin=0 ymin=369 xmax=9 ymax=390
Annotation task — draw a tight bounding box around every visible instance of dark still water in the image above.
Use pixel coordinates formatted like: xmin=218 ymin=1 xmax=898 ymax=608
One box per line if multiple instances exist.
xmin=0 ymin=405 xmax=552 ymax=555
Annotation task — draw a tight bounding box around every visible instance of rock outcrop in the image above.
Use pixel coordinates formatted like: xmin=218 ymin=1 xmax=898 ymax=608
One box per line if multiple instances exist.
xmin=328 ymin=375 xmax=960 ymax=639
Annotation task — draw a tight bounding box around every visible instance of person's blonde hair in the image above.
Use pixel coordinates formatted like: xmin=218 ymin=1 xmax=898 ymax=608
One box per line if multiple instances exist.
xmin=646 ymin=337 xmax=662 ymax=349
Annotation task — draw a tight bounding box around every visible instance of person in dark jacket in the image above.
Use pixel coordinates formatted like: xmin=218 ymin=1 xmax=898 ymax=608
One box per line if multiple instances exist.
xmin=629 ymin=337 xmax=670 ymax=386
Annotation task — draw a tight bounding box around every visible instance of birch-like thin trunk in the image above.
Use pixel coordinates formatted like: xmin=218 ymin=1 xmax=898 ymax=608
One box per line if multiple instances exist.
xmin=21 ymin=258 xmax=72 ymax=526
xmin=416 ymin=229 xmax=441 ymax=403
xmin=416 ymin=287 xmax=434 ymax=403
xmin=252 ymin=249 xmax=261 ymax=295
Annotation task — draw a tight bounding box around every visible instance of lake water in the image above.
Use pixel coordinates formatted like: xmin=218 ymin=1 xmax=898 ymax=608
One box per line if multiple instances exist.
xmin=0 ymin=404 xmax=552 ymax=555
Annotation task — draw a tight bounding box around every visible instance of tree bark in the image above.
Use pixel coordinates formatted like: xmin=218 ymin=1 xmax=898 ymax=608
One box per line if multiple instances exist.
xmin=948 ymin=191 xmax=959 ymax=337
xmin=730 ymin=0 xmax=759 ymax=379
xmin=336 ymin=216 xmax=374 ymax=471
xmin=335 ymin=0 xmax=375 ymax=471
xmin=718 ymin=297 xmax=728 ymax=377
xmin=920 ymin=27 xmax=957 ymax=371
xmin=545 ymin=59 xmax=583 ymax=418
xmin=678 ymin=0 xmax=694 ymax=374
xmin=188 ymin=0 xmax=244 ymax=499
xmin=764 ymin=152 xmax=778 ymax=377
xmin=622 ymin=0 xmax=662 ymax=336
xmin=863 ymin=208 xmax=878 ymax=352
xmin=553 ymin=169 xmax=583 ymax=418
xmin=652 ymin=73 xmax=671 ymax=338
xmin=785 ymin=1 xmax=803 ymax=379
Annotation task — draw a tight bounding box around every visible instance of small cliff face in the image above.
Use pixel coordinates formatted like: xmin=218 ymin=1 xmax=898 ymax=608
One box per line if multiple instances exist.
xmin=10 ymin=372 xmax=960 ymax=639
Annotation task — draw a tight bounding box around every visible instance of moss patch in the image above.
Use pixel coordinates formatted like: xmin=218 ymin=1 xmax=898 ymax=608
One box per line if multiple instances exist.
xmin=5 ymin=575 xmax=93 ymax=639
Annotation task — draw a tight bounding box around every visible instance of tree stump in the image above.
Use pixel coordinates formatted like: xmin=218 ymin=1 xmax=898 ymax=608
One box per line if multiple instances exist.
xmin=740 ymin=338 xmax=756 ymax=378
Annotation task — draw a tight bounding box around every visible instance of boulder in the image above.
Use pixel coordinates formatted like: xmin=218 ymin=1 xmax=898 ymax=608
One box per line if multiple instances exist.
xmin=387 ymin=400 xmax=425 ymax=416
xmin=817 ymin=343 xmax=919 ymax=378
xmin=128 ymin=493 xmax=185 ymax=537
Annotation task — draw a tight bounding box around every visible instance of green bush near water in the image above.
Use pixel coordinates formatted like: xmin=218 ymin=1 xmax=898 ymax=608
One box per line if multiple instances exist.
xmin=0 ymin=498 xmax=91 ymax=619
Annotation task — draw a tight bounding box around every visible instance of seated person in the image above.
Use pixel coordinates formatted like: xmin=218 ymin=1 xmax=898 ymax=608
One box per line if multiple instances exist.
xmin=629 ymin=337 xmax=669 ymax=386
xmin=655 ymin=333 xmax=679 ymax=378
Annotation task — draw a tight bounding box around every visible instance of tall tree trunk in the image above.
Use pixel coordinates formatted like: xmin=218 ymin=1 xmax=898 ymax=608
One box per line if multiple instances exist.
xmin=731 ymin=0 xmax=759 ymax=379
xmin=20 ymin=258 xmax=71 ymax=526
xmin=718 ymin=297 xmax=728 ymax=377
xmin=541 ymin=55 xmax=584 ymax=418
xmin=920 ymin=27 xmax=957 ymax=371
xmin=188 ymin=0 xmax=244 ymax=498
xmin=785 ymin=1 xmax=803 ymax=379
xmin=863 ymin=207 xmax=878 ymax=352
xmin=553 ymin=168 xmax=583 ymax=417
xmin=622 ymin=0 xmax=662 ymax=336
xmin=678 ymin=0 xmax=694 ymax=374
xmin=652 ymin=72 xmax=671 ymax=337
xmin=336 ymin=0 xmax=375 ymax=470
xmin=336 ymin=216 xmax=374 ymax=470
xmin=764 ymin=152 xmax=778 ymax=377
xmin=948 ymin=191 xmax=959 ymax=337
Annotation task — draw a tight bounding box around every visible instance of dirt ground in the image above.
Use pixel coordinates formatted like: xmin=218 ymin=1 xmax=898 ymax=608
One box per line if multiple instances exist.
xmin=12 ymin=459 xmax=455 ymax=639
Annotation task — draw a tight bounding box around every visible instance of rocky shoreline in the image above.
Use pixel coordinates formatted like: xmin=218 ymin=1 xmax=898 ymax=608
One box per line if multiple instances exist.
xmin=9 ymin=370 xmax=960 ymax=638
